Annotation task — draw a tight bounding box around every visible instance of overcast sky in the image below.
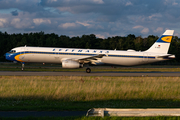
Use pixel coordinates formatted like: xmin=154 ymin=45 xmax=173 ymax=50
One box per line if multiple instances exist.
xmin=0 ymin=0 xmax=180 ymax=38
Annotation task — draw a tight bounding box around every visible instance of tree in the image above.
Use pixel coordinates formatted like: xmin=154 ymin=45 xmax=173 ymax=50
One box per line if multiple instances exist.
xmin=0 ymin=31 xmax=179 ymax=64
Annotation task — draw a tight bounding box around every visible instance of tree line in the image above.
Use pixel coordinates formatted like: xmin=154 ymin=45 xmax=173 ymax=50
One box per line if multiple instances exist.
xmin=1 ymin=31 xmax=180 ymax=64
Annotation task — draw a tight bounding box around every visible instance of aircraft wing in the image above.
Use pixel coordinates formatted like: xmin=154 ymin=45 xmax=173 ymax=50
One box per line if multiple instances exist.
xmin=74 ymin=54 xmax=105 ymax=64
xmin=78 ymin=54 xmax=105 ymax=60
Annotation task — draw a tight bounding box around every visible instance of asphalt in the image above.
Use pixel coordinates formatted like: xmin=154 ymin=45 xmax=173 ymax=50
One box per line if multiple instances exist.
xmin=0 ymin=111 xmax=87 ymax=117
xmin=1 ymin=71 xmax=180 ymax=76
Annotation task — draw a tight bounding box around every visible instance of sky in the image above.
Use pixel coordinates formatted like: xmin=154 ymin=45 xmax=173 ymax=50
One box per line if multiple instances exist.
xmin=0 ymin=0 xmax=180 ymax=38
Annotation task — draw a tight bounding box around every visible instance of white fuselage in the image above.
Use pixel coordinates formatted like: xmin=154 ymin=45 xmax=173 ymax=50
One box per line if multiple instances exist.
xmin=6 ymin=46 xmax=170 ymax=66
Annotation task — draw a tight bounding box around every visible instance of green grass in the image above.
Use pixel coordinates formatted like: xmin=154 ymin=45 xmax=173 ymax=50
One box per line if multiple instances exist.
xmin=0 ymin=76 xmax=180 ymax=111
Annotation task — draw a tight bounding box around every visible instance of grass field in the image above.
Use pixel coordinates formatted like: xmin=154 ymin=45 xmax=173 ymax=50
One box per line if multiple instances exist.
xmin=0 ymin=76 xmax=180 ymax=111
xmin=1 ymin=63 xmax=180 ymax=119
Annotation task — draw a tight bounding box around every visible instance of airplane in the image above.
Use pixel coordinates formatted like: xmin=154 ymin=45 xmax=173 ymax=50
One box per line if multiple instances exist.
xmin=5 ymin=30 xmax=175 ymax=73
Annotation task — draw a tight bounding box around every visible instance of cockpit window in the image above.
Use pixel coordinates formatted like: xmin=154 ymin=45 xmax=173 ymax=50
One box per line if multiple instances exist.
xmin=9 ymin=50 xmax=16 ymax=53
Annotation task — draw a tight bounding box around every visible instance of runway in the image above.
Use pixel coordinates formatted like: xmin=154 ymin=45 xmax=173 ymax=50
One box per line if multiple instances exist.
xmin=1 ymin=71 xmax=180 ymax=76
xmin=0 ymin=111 xmax=86 ymax=117
xmin=1 ymin=109 xmax=180 ymax=117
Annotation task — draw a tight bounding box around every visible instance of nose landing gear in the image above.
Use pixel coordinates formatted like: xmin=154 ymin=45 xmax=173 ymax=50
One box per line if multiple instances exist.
xmin=22 ymin=62 xmax=24 ymax=71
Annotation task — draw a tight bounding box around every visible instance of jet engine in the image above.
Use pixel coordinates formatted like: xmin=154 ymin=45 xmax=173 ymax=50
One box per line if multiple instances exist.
xmin=62 ymin=60 xmax=83 ymax=68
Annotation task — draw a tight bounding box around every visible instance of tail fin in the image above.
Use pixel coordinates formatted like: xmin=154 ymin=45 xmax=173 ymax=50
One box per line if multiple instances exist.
xmin=145 ymin=30 xmax=174 ymax=54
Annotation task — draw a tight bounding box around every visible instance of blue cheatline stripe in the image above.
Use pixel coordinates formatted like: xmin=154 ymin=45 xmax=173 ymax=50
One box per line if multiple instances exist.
xmin=9 ymin=51 xmax=155 ymax=59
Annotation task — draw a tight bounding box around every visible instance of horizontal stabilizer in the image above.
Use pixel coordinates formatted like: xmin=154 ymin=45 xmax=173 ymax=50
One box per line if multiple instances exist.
xmin=157 ymin=54 xmax=175 ymax=59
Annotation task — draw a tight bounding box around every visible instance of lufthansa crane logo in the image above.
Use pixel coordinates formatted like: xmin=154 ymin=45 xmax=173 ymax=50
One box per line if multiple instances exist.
xmin=161 ymin=36 xmax=172 ymax=43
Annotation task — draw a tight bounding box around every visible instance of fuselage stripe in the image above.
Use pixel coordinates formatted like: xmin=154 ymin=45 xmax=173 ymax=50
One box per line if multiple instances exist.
xmin=9 ymin=51 xmax=156 ymax=61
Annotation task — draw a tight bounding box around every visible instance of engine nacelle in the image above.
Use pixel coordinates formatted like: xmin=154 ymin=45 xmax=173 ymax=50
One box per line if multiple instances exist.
xmin=62 ymin=60 xmax=83 ymax=68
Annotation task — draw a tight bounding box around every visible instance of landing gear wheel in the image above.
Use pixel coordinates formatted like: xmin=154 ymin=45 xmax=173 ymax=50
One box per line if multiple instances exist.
xmin=86 ymin=68 xmax=91 ymax=73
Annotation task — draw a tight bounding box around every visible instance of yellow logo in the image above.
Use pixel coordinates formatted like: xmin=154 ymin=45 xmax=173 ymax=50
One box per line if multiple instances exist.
xmin=15 ymin=54 xmax=25 ymax=62
xmin=161 ymin=36 xmax=172 ymax=43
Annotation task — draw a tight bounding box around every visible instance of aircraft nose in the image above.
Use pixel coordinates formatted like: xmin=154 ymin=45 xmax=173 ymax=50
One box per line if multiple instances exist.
xmin=5 ymin=53 xmax=10 ymax=60
xmin=5 ymin=53 xmax=15 ymax=61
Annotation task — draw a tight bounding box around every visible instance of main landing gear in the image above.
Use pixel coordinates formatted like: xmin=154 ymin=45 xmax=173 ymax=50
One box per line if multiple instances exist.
xmin=86 ymin=68 xmax=91 ymax=73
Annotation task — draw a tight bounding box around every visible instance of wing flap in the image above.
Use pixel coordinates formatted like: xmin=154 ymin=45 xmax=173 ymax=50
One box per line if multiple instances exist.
xmin=77 ymin=54 xmax=105 ymax=61
xmin=69 ymin=54 xmax=105 ymax=64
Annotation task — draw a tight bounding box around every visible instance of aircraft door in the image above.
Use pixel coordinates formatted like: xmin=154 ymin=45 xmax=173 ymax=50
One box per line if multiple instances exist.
xmin=19 ymin=47 xmax=26 ymax=61
xmin=105 ymin=51 xmax=109 ymax=57
xmin=21 ymin=48 xmax=25 ymax=54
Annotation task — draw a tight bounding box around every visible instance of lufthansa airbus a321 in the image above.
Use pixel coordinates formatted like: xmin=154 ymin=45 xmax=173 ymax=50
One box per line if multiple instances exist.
xmin=5 ymin=30 xmax=175 ymax=73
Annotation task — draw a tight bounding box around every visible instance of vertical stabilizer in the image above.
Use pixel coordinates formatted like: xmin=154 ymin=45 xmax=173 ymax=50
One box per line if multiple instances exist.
xmin=145 ymin=30 xmax=174 ymax=54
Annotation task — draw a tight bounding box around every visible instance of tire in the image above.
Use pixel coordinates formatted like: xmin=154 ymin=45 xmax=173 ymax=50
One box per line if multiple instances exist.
xmin=86 ymin=68 xmax=91 ymax=73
